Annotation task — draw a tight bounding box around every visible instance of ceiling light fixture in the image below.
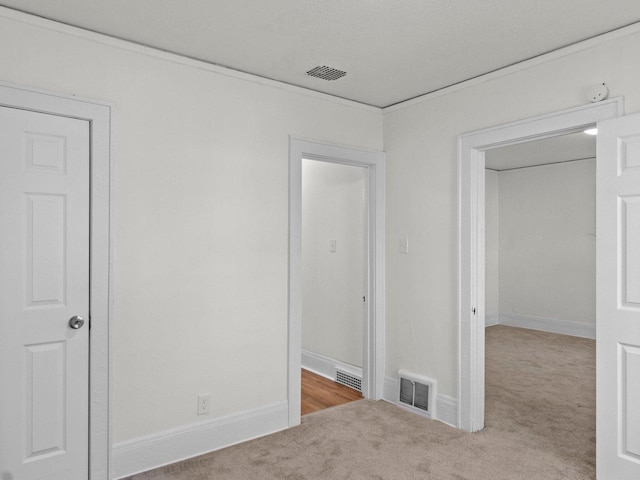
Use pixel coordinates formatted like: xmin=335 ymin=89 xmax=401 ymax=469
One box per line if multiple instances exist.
xmin=584 ymin=128 xmax=598 ymax=135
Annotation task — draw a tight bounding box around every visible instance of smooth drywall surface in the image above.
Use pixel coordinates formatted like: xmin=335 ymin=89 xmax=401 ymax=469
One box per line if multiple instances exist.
xmin=485 ymin=170 xmax=500 ymax=317
xmin=0 ymin=13 xmax=382 ymax=443
xmin=384 ymin=28 xmax=640 ymax=397
xmin=302 ymin=160 xmax=366 ymax=368
xmin=498 ymin=159 xmax=596 ymax=324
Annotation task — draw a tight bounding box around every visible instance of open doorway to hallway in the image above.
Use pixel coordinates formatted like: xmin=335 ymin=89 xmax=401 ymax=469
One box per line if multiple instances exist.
xmin=300 ymin=159 xmax=367 ymax=415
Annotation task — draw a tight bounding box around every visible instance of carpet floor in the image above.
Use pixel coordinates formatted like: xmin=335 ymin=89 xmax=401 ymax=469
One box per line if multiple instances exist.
xmin=124 ymin=325 xmax=595 ymax=480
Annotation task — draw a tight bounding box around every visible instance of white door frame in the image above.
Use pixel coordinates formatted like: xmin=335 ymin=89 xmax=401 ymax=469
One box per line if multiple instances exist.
xmin=457 ymin=98 xmax=623 ymax=432
xmin=288 ymin=137 xmax=385 ymax=426
xmin=0 ymin=82 xmax=113 ymax=478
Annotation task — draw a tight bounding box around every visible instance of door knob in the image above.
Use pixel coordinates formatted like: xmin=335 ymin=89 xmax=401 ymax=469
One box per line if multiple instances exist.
xmin=68 ymin=315 xmax=85 ymax=329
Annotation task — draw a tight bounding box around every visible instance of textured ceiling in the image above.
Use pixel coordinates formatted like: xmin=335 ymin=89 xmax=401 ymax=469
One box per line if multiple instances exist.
xmin=485 ymin=131 xmax=596 ymax=171
xmin=2 ymin=0 xmax=640 ymax=107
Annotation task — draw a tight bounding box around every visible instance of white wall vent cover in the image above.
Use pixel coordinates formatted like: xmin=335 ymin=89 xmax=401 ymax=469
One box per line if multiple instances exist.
xmin=335 ymin=368 xmax=362 ymax=392
xmin=397 ymin=369 xmax=436 ymax=418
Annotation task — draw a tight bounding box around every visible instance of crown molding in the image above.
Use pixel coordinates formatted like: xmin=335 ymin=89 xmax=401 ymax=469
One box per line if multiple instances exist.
xmin=383 ymin=21 xmax=640 ymax=113
xmin=0 ymin=6 xmax=381 ymax=114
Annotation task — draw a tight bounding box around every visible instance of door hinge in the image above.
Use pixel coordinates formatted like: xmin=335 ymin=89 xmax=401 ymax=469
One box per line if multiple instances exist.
xmin=363 ymin=296 xmax=366 ymax=302
xmin=472 ymin=307 xmax=476 ymax=315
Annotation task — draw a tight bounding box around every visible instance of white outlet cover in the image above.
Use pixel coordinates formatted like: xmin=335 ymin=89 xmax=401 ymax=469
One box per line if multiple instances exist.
xmin=197 ymin=394 xmax=212 ymax=415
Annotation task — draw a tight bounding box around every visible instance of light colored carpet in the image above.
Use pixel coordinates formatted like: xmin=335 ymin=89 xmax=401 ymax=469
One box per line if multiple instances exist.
xmin=124 ymin=325 xmax=595 ymax=480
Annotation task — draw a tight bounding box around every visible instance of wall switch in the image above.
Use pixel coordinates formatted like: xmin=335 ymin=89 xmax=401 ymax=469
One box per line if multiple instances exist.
xmin=399 ymin=238 xmax=409 ymax=254
xmin=197 ymin=394 xmax=212 ymax=415
xmin=329 ymin=239 xmax=337 ymax=252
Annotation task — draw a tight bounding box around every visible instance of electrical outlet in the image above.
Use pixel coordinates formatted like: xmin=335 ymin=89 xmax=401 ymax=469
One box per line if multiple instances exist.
xmin=197 ymin=394 xmax=212 ymax=415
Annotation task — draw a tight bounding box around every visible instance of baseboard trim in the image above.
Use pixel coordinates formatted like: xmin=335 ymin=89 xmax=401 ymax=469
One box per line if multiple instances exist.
xmin=382 ymin=376 xmax=458 ymax=428
xmin=494 ymin=313 xmax=595 ymax=339
xmin=485 ymin=312 xmax=500 ymax=327
xmin=383 ymin=375 xmax=399 ymax=404
xmin=112 ymin=400 xmax=288 ymax=479
xmin=435 ymin=394 xmax=458 ymax=428
xmin=301 ymin=349 xmax=363 ymax=382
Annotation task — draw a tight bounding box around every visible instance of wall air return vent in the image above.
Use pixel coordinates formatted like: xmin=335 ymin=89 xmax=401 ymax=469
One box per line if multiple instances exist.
xmin=335 ymin=368 xmax=362 ymax=392
xmin=306 ymin=66 xmax=347 ymax=81
xmin=397 ymin=370 xmax=436 ymax=418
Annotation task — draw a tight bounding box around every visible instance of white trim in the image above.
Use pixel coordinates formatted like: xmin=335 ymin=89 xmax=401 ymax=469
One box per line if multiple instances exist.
xmin=0 ymin=82 xmax=113 ymax=479
xmin=493 ymin=313 xmax=596 ymax=339
xmin=484 ymin=312 xmax=500 ymax=327
xmin=436 ymin=395 xmax=458 ymax=428
xmin=301 ymin=350 xmax=363 ymax=382
xmin=0 ymin=6 xmax=379 ymax=113
xmin=383 ymin=375 xmax=399 ymax=403
xmin=457 ymin=98 xmax=623 ymax=433
xmin=383 ymin=21 xmax=640 ymax=112
xmin=289 ymin=137 xmax=385 ymax=427
xmin=111 ymin=401 xmax=288 ymax=480
xmin=382 ymin=376 xmax=458 ymax=427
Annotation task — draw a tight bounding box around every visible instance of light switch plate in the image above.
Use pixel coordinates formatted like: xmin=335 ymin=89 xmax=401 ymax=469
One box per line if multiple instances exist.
xmin=399 ymin=238 xmax=409 ymax=254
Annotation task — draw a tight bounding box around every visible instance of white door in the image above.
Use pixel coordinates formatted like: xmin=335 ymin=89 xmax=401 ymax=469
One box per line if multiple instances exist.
xmin=0 ymin=106 xmax=90 ymax=480
xmin=597 ymin=113 xmax=640 ymax=480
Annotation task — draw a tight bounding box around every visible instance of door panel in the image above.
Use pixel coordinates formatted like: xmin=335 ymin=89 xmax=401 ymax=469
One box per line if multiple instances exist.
xmin=621 ymin=196 xmax=640 ymax=306
xmin=0 ymin=106 xmax=89 ymax=480
xmin=26 ymin=341 xmax=67 ymax=460
xmin=620 ymin=344 xmax=640 ymax=459
xmin=597 ymin=113 xmax=640 ymax=479
xmin=27 ymin=193 xmax=67 ymax=306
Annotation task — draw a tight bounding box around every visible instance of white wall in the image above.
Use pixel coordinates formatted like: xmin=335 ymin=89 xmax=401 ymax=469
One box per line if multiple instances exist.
xmin=383 ymin=27 xmax=640 ymax=398
xmin=485 ymin=170 xmax=500 ymax=317
xmin=302 ymin=160 xmax=366 ymax=368
xmin=485 ymin=160 xmax=596 ymax=328
xmin=497 ymin=159 xmax=596 ymax=325
xmin=3 ymin=4 xmax=639 ymax=453
xmin=0 ymin=10 xmax=382 ymax=446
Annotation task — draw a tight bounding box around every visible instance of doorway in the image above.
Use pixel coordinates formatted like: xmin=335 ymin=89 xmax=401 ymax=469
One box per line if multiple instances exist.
xmin=288 ymin=137 xmax=385 ymax=427
xmin=457 ymin=97 xmax=623 ymax=433
xmin=484 ymin=132 xmax=597 ymax=336
xmin=0 ymin=83 xmax=112 ymax=480
xmin=482 ymin=131 xmax=597 ymax=474
xmin=300 ymin=160 xmax=367 ymax=414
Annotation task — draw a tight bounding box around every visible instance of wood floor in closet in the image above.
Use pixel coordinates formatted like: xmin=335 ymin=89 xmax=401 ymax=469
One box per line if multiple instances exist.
xmin=301 ymin=368 xmax=362 ymax=415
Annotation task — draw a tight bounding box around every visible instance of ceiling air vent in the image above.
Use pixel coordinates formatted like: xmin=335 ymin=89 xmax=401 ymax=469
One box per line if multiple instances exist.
xmin=397 ymin=370 xmax=436 ymax=418
xmin=306 ymin=66 xmax=347 ymax=81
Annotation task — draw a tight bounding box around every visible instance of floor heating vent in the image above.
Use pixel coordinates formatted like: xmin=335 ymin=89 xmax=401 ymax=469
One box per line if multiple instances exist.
xmin=335 ymin=368 xmax=362 ymax=392
xmin=397 ymin=370 xmax=436 ymax=417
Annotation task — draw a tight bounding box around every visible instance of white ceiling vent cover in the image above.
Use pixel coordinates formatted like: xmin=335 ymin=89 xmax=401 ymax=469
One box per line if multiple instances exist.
xmin=397 ymin=370 xmax=436 ymax=418
xmin=335 ymin=368 xmax=362 ymax=392
xmin=306 ymin=66 xmax=347 ymax=81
